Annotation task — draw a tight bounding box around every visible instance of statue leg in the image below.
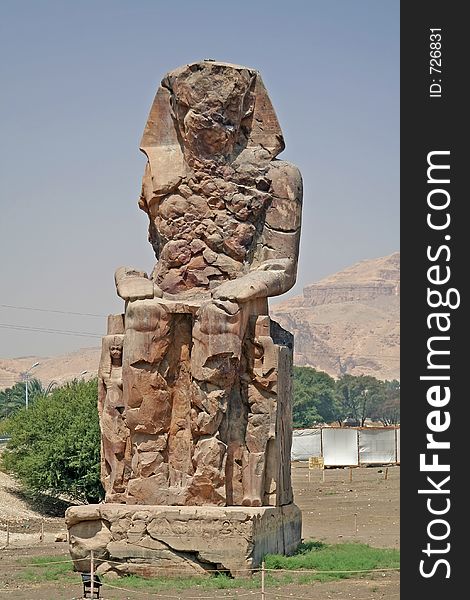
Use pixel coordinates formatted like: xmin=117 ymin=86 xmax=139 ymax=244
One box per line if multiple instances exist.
xmin=190 ymin=299 xmax=268 ymax=506
xmin=189 ymin=299 xmax=246 ymax=505
xmin=123 ymin=300 xmax=173 ymax=504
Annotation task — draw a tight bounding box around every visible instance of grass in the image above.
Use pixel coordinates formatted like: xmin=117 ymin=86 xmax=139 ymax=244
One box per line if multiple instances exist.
xmin=17 ymin=555 xmax=74 ymax=583
xmin=103 ymin=572 xmax=260 ymax=591
xmin=11 ymin=542 xmax=399 ymax=589
xmin=102 ymin=541 xmax=399 ymax=590
xmin=264 ymin=541 xmax=400 ymax=582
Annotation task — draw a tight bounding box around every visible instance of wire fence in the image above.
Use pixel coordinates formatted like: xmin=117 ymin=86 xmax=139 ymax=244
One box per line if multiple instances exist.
xmin=0 ymin=548 xmax=400 ymax=599
xmin=0 ymin=518 xmax=58 ymax=549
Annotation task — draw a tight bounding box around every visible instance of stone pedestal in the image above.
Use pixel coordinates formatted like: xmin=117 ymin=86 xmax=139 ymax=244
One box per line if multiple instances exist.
xmin=66 ymin=503 xmax=302 ymax=577
xmin=67 ymin=61 xmax=304 ymax=580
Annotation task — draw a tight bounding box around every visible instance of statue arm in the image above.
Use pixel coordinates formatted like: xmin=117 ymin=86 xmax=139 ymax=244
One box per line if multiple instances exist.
xmin=213 ymin=161 xmax=302 ymax=303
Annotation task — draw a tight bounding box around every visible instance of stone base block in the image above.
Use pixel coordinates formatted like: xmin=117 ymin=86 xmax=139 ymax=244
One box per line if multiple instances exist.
xmin=65 ymin=503 xmax=302 ymax=577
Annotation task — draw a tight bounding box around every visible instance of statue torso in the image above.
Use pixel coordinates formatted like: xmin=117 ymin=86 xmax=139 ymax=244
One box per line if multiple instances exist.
xmin=149 ymin=163 xmax=272 ymax=297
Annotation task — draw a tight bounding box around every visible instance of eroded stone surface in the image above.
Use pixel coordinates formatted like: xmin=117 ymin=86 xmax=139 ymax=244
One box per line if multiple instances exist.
xmin=66 ymin=504 xmax=302 ymax=576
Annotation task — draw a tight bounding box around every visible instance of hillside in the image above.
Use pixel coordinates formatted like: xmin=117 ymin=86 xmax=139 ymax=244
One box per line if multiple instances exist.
xmin=0 ymin=253 xmax=399 ymax=388
xmin=0 ymin=347 xmax=100 ymax=391
xmin=270 ymin=252 xmax=400 ymax=380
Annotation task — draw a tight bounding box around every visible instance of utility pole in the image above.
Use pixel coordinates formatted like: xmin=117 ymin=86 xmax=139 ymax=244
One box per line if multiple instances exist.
xmin=24 ymin=361 xmax=40 ymax=409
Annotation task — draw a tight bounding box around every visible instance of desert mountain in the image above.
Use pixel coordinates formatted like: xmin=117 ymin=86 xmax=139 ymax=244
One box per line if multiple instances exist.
xmin=0 ymin=253 xmax=399 ymax=390
xmin=0 ymin=347 xmax=100 ymax=391
xmin=270 ymin=252 xmax=400 ymax=380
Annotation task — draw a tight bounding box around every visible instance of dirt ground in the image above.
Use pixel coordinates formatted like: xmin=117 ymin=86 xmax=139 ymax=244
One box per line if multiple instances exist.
xmin=0 ymin=464 xmax=399 ymax=599
xmin=293 ymin=463 xmax=399 ymax=549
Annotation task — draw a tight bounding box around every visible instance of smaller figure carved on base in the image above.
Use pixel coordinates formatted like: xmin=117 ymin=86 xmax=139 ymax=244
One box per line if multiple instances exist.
xmin=98 ymin=334 xmax=131 ymax=502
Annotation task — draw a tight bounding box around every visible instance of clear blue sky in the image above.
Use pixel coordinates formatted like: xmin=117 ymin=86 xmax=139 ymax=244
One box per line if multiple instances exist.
xmin=0 ymin=0 xmax=399 ymax=358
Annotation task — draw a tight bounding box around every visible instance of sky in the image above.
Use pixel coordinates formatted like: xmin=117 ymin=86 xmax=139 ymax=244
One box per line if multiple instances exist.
xmin=0 ymin=0 xmax=399 ymax=359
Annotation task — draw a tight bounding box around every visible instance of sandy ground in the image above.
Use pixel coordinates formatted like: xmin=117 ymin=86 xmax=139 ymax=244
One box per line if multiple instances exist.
xmin=0 ymin=464 xmax=399 ymax=599
xmin=0 ymin=472 xmax=43 ymax=522
xmin=293 ymin=463 xmax=399 ymax=548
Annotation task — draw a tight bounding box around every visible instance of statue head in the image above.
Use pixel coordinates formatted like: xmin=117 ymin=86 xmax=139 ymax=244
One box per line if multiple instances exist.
xmin=168 ymin=62 xmax=255 ymax=160
xmin=140 ymin=60 xmax=285 ymax=195
xmin=99 ymin=334 xmax=124 ymax=380
xmin=110 ymin=338 xmax=123 ymax=361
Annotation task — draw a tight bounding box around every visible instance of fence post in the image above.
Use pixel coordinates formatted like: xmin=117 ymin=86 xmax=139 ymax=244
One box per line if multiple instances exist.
xmin=384 ymin=467 xmax=389 ymax=480
xmin=90 ymin=549 xmax=95 ymax=598
xmin=357 ymin=428 xmax=360 ymax=466
xmin=6 ymin=522 xmax=9 ymax=548
xmin=39 ymin=520 xmax=44 ymax=543
xmin=261 ymin=560 xmax=266 ymax=600
xmin=395 ymin=427 xmax=398 ymax=464
xmin=354 ymin=512 xmax=358 ymax=534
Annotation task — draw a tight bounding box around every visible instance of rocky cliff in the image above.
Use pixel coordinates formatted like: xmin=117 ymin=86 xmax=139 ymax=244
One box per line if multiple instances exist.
xmin=0 ymin=347 xmax=99 ymax=391
xmin=270 ymin=253 xmax=400 ymax=380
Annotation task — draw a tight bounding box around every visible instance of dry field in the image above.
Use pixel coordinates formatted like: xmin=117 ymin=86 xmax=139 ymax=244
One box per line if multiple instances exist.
xmin=0 ymin=464 xmax=399 ymax=599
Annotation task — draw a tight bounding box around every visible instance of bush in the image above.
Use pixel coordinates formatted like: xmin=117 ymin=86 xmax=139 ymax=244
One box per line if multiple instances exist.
xmin=1 ymin=379 xmax=103 ymax=503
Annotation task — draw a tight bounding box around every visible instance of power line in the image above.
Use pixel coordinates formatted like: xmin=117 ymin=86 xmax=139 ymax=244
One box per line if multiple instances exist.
xmin=0 ymin=303 xmax=106 ymax=318
xmin=0 ymin=323 xmax=102 ymax=338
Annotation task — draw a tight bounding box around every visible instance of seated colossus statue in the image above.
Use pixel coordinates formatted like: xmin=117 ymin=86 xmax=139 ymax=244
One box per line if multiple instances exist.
xmin=98 ymin=60 xmax=302 ymax=508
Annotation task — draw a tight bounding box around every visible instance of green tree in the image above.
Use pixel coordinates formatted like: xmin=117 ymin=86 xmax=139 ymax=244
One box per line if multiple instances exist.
xmin=335 ymin=374 xmax=384 ymax=426
xmin=1 ymin=378 xmax=103 ymax=503
xmin=369 ymin=379 xmax=400 ymax=425
xmin=293 ymin=366 xmax=339 ymax=427
xmin=0 ymin=378 xmax=45 ymax=419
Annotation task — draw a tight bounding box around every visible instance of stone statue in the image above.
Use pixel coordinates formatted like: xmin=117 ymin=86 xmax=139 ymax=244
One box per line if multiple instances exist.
xmin=67 ymin=61 xmax=302 ymax=576
xmin=102 ymin=61 xmax=302 ymax=506
xmin=109 ymin=60 xmax=302 ymax=507
xmin=98 ymin=316 xmax=132 ymax=502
